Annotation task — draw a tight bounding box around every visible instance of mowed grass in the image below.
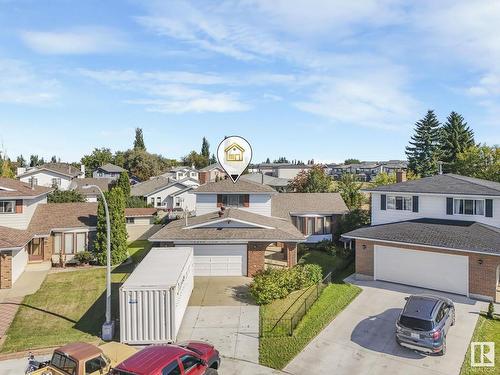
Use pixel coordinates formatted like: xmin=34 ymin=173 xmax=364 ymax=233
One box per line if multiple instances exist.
xmin=0 ymin=240 xmax=151 ymax=353
xmin=260 ymin=249 xmax=361 ymax=369
xmin=460 ymin=314 xmax=500 ymax=375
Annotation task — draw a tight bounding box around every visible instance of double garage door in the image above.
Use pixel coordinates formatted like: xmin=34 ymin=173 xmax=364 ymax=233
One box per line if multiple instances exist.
xmin=192 ymin=244 xmax=247 ymax=276
xmin=374 ymin=245 xmax=469 ymax=296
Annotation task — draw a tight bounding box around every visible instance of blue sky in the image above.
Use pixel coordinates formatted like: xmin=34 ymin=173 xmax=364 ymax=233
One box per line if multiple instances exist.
xmin=0 ymin=0 xmax=499 ymax=164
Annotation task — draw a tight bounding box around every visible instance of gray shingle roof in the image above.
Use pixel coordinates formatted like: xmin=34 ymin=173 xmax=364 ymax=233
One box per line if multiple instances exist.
xmin=240 ymin=173 xmax=290 ymax=187
xmin=150 ymin=207 xmax=305 ymax=242
xmin=70 ymin=178 xmax=113 ymax=196
xmin=194 ymin=179 xmax=277 ymax=193
xmin=367 ymin=174 xmax=500 ymax=196
xmin=97 ymin=163 xmax=126 ymax=173
xmin=131 ymin=176 xmax=173 ymax=196
xmin=272 ymin=193 xmax=348 ymax=218
xmin=199 ymin=163 xmax=224 ymax=172
xmin=342 ymin=218 xmax=500 ymax=255
xmin=18 ymin=163 xmax=83 ymax=178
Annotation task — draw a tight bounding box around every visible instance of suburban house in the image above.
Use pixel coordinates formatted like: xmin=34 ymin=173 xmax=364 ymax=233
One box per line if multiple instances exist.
xmin=0 ymin=177 xmax=97 ymax=289
xmin=17 ymin=163 xmax=85 ymax=190
xmin=240 ymin=173 xmax=290 ymax=192
xmin=161 ymin=166 xmax=199 ymax=182
xmin=131 ymin=176 xmax=199 ymax=212
xmin=92 ymin=163 xmax=126 ymax=180
xmin=329 ymin=160 xmax=408 ymax=181
xmin=125 ymin=207 xmax=160 ymax=242
xmin=149 ymin=179 xmax=348 ymax=276
xmin=198 ymin=163 xmax=227 ymax=184
xmin=342 ymin=173 xmax=500 ymax=302
xmin=69 ymin=177 xmax=113 ymax=202
xmin=249 ymin=163 xmax=316 ymax=179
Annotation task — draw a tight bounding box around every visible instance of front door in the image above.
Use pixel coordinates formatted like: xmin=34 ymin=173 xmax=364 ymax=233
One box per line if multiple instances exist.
xmin=28 ymin=238 xmax=44 ymax=262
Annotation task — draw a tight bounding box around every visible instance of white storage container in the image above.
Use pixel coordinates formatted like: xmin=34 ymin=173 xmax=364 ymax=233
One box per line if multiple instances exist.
xmin=119 ymin=247 xmax=193 ymax=344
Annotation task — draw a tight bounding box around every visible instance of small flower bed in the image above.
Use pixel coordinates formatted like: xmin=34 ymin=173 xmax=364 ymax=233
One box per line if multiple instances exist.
xmin=250 ymin=264 xmax=323 ymax=305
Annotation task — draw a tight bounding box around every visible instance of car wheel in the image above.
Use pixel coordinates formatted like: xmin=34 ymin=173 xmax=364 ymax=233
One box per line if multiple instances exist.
xmin=205 ymin=368 xmax=218 ymax=375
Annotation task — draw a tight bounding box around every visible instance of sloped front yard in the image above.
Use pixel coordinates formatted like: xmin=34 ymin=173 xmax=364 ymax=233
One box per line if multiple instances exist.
xmin=259 ymin=249 xmax=361 ymax=369
xmin=0 ymin=241 xmax=151 ymax=353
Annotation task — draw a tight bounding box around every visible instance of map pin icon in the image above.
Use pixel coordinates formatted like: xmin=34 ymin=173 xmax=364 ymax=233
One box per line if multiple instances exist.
xmin=217 ymin=136 xmax=253 ymax=183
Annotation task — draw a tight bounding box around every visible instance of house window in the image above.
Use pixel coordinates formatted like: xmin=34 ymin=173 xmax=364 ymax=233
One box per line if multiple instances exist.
xmin=51 ymin=178 xmax=61 ymax=187
xmin=54 ymin=233 xmax=61 ymax=254
xmin=221 ymin=194 xmax=245 ymax=207
xmin=126 ymin=217 xmax=135 ymax=224
xmin=30 ymin=177 xmax=38 ymax=186
xmin=324 ymin=216 xmax=332 ymax=234
xmin=387 ymin=196 xmax=412 ymax=211
xmin=454 ymin=199 xmax=484 ymax=215
xmin=0 ymin=200 xmax=15 ymax=213
xmin=150 ymin=197 xmax=155 ymax=205
xmin=76 ymin=233 xmax=86 ymax=252
xmin=156 ymin=197 xmax=162 ymax=207
xmin=306 ymin=217 xmax=314 ymax=235
xmin=315 ymin=217 xmax=324 ymax=235
xmin=64 ymin=233 xmax=74 ymax=254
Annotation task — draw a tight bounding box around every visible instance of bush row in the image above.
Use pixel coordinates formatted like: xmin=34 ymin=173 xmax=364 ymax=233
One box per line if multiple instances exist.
xmin=250 ymin=264 xmax=323 ymax=305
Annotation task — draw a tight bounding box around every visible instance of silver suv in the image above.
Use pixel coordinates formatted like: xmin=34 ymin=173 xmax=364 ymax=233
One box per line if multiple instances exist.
xmin=396 ymin=294 xmax=455 ymax=355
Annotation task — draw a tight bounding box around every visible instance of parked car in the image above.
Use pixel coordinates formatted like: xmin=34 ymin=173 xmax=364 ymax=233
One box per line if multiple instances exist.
xmin=26 ymin=341 xmax=137 ymax=375
xmin=396 ymin=294 xmax=455 ymax=355
xmin=112 ymin=341 xmax=220 ymax=375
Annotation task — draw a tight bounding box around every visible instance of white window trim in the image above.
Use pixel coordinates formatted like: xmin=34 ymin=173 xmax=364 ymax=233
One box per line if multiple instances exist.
xmin=386 ymin=195 xmax=412 ymax=211
xmin=0 ymin=200 xmax=15 ymax=214
xmin=453 ymin=198 xmax=485 ymax=216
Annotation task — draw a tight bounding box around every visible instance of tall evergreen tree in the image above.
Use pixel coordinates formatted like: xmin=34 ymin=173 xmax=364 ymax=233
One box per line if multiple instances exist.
xmin=116 ymin=171 xmax=131 ymax=197
xmin=265 ymin=157 xmax=271 ymax=164
xmin=17 ymin=155 xmax=26 ymax=167
xmin=209 ymin=154 xmax=217 ymax=165
xmin=405 ymin=110 xmax=441 ymax=177
xmin=93 ymin=187 xmax=128 ymax=265
xmin=133 ymin=127 xmax=146 ymax=151
xmin=201 ymin=137 xmax=210 ymax=159
xmin=439 ymin=111 xmax=475 ymax=173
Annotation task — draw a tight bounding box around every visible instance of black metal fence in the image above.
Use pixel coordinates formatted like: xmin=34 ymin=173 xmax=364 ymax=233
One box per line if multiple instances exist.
xmin=260 ymin=271 xmax=332 ymax=337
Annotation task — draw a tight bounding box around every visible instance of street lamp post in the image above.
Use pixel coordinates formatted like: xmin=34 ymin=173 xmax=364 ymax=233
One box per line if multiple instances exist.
xmin=82 ymin=184 xmax=114 ymax=340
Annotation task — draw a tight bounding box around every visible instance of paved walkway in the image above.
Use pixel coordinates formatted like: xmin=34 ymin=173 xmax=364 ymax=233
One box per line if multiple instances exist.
xmin=0 ymin=262 xmax=50 ymax=347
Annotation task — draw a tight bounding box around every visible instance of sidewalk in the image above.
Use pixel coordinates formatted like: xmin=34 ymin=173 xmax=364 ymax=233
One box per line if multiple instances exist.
xmin=0 ymin=262 xmax=51 ymax=347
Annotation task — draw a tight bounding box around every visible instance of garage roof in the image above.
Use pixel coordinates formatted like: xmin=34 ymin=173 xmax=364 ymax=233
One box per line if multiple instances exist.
xmin=342 ymin=218 xmax=500 ymax=255
xmin=150 ymin=207 xmax=305 ymax=242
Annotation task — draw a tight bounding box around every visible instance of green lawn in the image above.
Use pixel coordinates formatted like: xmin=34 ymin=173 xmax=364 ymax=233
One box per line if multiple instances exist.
xmin=0 ymin=240 xmax=151 ymax=353
xmin=260 ymin=249 xmax=361 ymax=369
xmin=460 ymin=314 xmax=500 ymax=375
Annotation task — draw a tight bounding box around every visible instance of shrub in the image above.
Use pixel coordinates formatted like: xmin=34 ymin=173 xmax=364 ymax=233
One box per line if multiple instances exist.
xmin=250 ymin=264 xmax=323 ymax=305
xmin=74 ymin=251 xmax=94 ymax=265
xmin=487 ymin=301 xmax=495 ymax=319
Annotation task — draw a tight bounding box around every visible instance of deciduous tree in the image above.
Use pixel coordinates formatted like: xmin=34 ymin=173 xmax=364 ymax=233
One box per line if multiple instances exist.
xmin=81 ymin=148 xmax=113 ymax=177
xmin=335 ymin=173 xmax=363 ymax=210
xmin=288 ymin=165 xmax=332 ymax=193
xmin=454 ymin=144 xmax=499 ymax=182
xmin=47 ymin=189 xmax=85 ymax=203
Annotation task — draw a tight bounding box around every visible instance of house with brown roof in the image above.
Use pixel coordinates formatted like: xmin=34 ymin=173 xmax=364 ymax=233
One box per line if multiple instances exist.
xmin=150 ymin=179 xmax=348 ymax=277
xmin=69 ymin=177 xmax=114 ymax=202
xmin=17 ymin=163 xmax=85 ymax=190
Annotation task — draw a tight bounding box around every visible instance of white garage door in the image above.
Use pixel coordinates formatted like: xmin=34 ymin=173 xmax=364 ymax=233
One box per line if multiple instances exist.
xmin=374 ymin=245 xmax=469 ymax=296
xmin=192 ymin=244 xmax=247 ymax=276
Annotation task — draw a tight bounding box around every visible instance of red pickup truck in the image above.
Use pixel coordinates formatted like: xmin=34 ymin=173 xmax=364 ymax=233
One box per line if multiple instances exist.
xmin=112 ymin=341 xmax=220 ymax=375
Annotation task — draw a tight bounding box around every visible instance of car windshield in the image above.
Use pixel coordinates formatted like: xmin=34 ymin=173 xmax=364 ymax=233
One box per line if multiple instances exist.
xmin=399 ymin=315 xmax=433 ymax=331
xmin=50 ymin=352 xmax=77 ymax=375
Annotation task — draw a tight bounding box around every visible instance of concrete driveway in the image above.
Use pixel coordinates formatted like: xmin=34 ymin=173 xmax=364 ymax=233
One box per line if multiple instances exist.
xmin=177 ymin=277 xmax=259 ymax=363
xmin=285 ymin=276 xmax=486 ymax=375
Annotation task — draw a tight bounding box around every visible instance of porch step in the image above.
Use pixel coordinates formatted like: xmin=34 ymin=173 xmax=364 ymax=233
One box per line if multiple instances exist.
xmin=265 ymin=258 xmax=288 ymax=267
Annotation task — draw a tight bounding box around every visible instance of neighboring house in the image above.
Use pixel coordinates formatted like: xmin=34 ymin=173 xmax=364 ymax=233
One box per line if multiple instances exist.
xmin=161 ymin=166 xmax=199 ymax=182
xmin=240 ymin=173 xmax=290 ymax=192
xmin=272 ymin=193 xmax=348 ymax=242
xmin=342 ymin=173 xmax=500 ymax=302
xmin=17 ymin=163 xmax=85 ymax=190
xmin=149 ymin=179 xmax=349 ymax=277
xmin=0 ymin=177 xmax=98 ymax=289
xmin=125 ymin=207 xmax=161 ymax=242
xmin=329 ymin=160 xmax=408 ymax=181
xmin=93 ymin=163 xmax=126 ymax=180
xmin=198 ymin=163 xmax=227 ymax=184
xmin=249 ymin=163 xmax=315 ymax=179
xmin=69 ymin=177 xmax=113 ymax=202
xmin=131 ymin=176 xmax=199 ymax=211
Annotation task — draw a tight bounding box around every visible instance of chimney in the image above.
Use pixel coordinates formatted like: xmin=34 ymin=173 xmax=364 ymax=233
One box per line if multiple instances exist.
xmin=218 ymin=206 xmax=226 ymax=217
xmin=80 ymin=164 xmax=86 ymax=177
xmin=438 ymin=161 xmax=443 ymax=175
xmin=16 ymin=167 xmax=26 ymax=176
xmin=261 ymin=172 xmax=264 ymax=184
xmin=396 ymin=170 xmax=407 ymax=183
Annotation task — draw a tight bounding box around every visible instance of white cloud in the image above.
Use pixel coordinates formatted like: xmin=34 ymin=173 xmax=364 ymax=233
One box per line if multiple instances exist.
xmin=20 ymin=27 xmax=126 ymax=54
xmin=296 ymin=74 xmax=419 ymax=130
xmin=80 ymin=68 xmax=250 ymax=114
xmin=0 ymin=59 xmax=59 ymax=105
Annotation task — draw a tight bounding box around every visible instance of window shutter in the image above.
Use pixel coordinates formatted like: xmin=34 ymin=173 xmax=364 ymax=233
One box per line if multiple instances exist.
xmin=15 ymin=200 xmax=23 ymax=213
xmin=485 ymin=199 xmax=493 ymax=218
xmin=380 ymin=194 xmax=386 ymax=210
xmin=446 ymin=197 xmax=453 ymax=215
xmin=243 ymin=194 xmax=250 ymax=207
xmin=412 ymin=196 xmax=419 ymax=213
xmin=217 ymin=194 xmax=223 ymax=207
